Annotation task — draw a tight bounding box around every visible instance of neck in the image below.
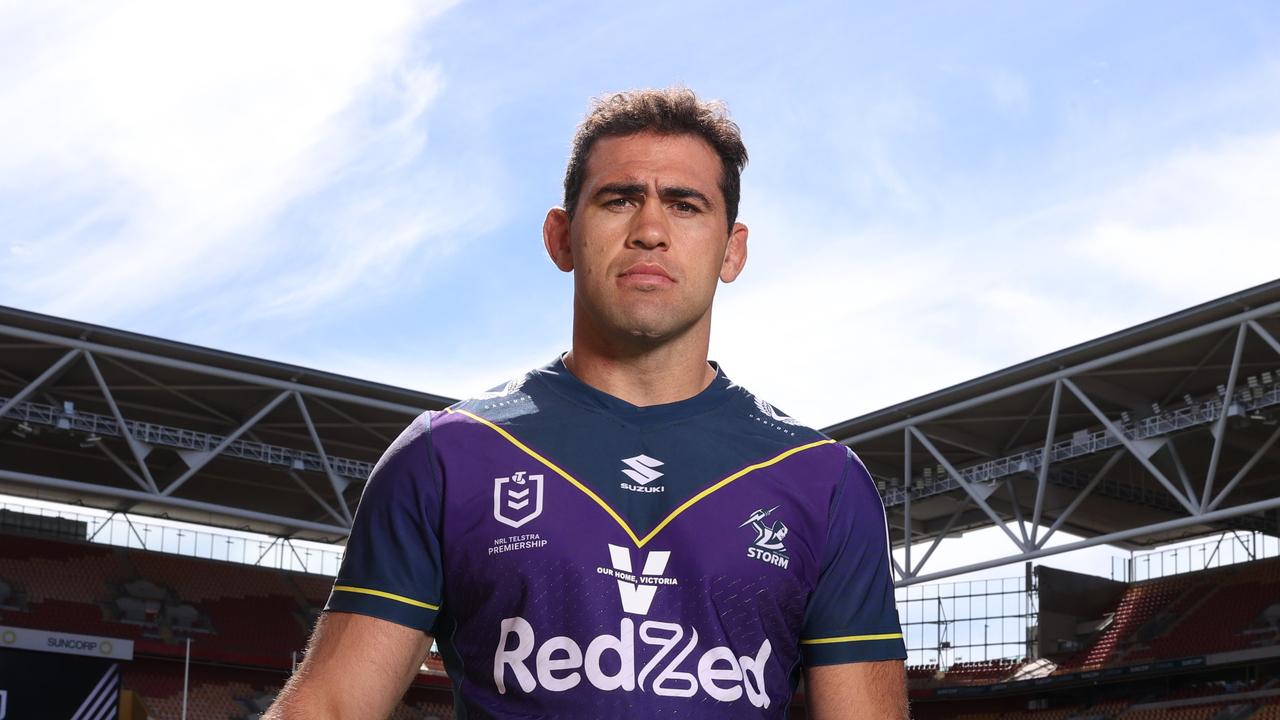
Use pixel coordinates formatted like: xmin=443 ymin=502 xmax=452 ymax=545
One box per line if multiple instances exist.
xmin=564 ymin=314 xmax=716 ymax=408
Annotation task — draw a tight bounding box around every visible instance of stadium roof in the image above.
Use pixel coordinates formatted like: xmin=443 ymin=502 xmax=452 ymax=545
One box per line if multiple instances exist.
xmin=2 ymin=279 xmax=1278 ymax=582
xmin=822 ymin=279 xmax=1280 ymax=584
xmin=0 ymin=305 xmax=452 ymax=542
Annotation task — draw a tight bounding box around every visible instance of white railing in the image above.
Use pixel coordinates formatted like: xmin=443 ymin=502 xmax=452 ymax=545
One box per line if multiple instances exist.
xmin=0 ymin=498 xmax=344 ymax=576
xmin=1114 ymin=530 xmax=1280 ymax=583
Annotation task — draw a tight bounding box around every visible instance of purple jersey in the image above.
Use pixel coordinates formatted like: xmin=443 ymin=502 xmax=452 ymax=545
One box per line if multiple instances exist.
xmin=326 ymin=358 xmax=905 ymax=718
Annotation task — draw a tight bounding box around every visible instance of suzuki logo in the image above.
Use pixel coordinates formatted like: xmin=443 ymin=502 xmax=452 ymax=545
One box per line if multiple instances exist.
xmin=493 ymin=471 xmax=544 ymax=528
xmin=607 ymin=544 xmax=673 ymax=616
xmin=621 ymin=455 xmax=664 ymax=485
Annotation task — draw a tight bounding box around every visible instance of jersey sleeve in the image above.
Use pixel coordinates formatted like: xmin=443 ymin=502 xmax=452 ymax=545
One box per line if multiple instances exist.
xmin=800 ymin=448 xmax=907 ymax=665
xmin=324 ymin=411 xmax=444 ymax=634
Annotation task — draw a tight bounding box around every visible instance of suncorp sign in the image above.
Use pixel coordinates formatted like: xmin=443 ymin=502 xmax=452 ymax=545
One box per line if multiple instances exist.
xmin=0 ymin=626 xmax=133 ymax=661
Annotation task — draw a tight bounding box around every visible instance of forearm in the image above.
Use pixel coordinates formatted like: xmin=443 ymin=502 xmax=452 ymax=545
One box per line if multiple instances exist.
xmin=805 ymin=660 xmax=908 ymax=720
xmin=263 ymin=612 xmax=432 ymax=720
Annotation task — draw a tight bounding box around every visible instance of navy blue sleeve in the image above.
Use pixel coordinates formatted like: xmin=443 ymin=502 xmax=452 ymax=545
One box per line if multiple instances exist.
xmin=324 ymin=411 xmax=443 ymax=634
xmin=800 ymin=448 xmax=907 ymax=665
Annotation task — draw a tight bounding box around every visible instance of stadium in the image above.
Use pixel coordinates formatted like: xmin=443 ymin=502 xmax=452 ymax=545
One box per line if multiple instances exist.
xmin=0 ymin=277 xmax=1277 ymax=719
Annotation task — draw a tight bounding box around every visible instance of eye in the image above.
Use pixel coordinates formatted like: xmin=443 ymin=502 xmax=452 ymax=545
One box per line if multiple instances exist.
xmin=604 ymin=197 xmax=634 ymax=209
xmin=671 ymin=201 xmax=700 ymax=214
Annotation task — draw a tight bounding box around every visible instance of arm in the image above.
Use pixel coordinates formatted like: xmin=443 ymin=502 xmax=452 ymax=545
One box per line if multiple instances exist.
xmin=804 ymin=659 xmax=908 ymax=720
xmin=267 ymin=413 xmax=445 ymax=718
xmin=800 ymin=449 xmax=909 ymax=717
xmin=264 ymin=612 xmax=433 ymax=720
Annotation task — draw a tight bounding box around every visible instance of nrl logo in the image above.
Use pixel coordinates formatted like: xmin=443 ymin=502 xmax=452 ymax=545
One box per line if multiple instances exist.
xmin=740 ymin=506 xmax=790 ymax=569
xmin=494 ymin=471 xmax=544 ymax=528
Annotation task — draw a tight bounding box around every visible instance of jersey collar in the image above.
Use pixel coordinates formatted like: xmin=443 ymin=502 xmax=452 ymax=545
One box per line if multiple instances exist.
xmin=533 ymin=354 xmax=736 ymax=425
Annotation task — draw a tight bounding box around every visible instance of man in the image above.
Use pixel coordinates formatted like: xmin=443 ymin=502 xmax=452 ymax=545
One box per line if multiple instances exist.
xmin=266 ymin=88 xmax=908 ymax=719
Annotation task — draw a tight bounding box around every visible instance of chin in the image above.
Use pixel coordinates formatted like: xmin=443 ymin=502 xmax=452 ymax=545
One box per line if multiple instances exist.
xmin=616 ymin=312 xmax=696 ymax=343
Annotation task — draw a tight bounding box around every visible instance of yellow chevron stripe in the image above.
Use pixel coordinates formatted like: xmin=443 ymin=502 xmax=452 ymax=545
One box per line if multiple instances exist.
xmin=636 ymin=438 xmax=833 ymax=546
xmin=332 ymin=585 xmax=440 ymax=611
xmin=800 ymin=633 xmax=904 ymax=645
xmin=447 ymin=407 xmax=834 ymax=548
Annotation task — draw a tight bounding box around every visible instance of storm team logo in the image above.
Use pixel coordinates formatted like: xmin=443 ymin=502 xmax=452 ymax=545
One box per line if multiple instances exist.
xmin=740 ymin=506 xmax=790 ymax=569
xmin=493 ymin=471 xmax=544 ymax=528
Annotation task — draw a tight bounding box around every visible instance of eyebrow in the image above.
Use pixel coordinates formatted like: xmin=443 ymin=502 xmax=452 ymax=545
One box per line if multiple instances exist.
xmin=594 ymin=182 xmax=647 ymax=199
xmin=661 ymin=185 xmax=714 ymax=209
xmin=593 ymin=182 xmax=715 ymax=209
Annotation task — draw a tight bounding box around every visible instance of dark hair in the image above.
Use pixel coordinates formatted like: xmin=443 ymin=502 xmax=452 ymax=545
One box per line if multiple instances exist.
xmin=562 ymin=87 xmax=748 ymax=230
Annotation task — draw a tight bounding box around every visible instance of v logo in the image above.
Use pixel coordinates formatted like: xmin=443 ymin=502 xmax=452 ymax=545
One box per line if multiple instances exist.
xmin=607 ymin=544 xmax=670 ymax=615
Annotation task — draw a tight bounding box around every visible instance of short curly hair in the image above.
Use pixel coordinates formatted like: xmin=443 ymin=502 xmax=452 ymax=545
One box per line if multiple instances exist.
xmin=562 ymin=88 xmax=748 ymax=231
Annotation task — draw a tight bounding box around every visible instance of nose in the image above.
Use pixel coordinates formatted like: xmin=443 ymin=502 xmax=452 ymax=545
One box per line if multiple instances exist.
xmin=626 ymin=197 xmax=669 ymax=250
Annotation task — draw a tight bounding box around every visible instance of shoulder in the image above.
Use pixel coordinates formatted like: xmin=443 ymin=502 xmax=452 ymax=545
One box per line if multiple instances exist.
xmin=428 ymin=368 xmax=543 ymax=435
xmin=724 ymin=379 xmax=838 ymax=446
xmin=720 ymin=379 xmax=853 ymax=473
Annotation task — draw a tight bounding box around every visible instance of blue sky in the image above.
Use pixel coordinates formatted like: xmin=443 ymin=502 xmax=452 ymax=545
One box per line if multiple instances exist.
xmin=2 ymin=0 xmax=1280 ymax=591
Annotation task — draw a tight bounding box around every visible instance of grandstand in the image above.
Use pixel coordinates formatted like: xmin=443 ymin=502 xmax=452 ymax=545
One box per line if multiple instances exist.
xmin=1 ymin=278 xmax=1277 ymax=718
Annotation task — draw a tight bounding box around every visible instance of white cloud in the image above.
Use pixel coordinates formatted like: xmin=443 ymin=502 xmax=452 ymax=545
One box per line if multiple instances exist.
xmin=715 ymin=128 xmax=1280 ymax=429
xmin=1070 ymin=131 xmax=1280 ymax=296
xmin=0 ymin=0 xmax=457 ymax=322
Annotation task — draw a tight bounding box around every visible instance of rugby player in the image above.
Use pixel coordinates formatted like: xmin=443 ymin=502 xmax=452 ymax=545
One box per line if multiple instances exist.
xmin=266 ymin=88 xmax=908 ymax=719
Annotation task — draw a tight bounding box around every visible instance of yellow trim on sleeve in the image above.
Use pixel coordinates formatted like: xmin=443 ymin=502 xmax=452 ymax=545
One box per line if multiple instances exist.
xmin=332 ymin=585 xmax=440 ymax=611
xmin=800 ymin=633 xmax=904 ymax=645
xmin=446 ymin=407 xmax=834 ymax=548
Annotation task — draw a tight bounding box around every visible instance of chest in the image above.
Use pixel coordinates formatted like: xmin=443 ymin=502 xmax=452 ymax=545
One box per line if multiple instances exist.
xmin=430 ymin=424 xmax=838 ymax=617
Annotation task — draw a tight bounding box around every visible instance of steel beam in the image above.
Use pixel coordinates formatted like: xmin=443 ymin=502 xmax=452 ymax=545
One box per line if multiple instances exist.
xmin=161 ymin=390 xmax=291 ymax=497
xmin=0 ymin=322 xmax=427 ymax=416
xmin=891 ymin=556 xmax=907 ymax=581
xmin=903 ymin=428 xmax=912 ymax=573
xmin=313 ymin=396 xmax=394 ymax=446
xmin=0 ymin=467 xmax=348 ymax=536
xmin=1206 ymin=424 xmax=1280 ymax=513
xmin=1203 ymin=324 xmax=1248 ymax=509
xmin=911 ymin=495 xmax=975 ymax=577
xmin=843 ymin=298 xmax=1280 ymax=446
xmin=85 ymin=352 xmax=158 ymax=494
xmin=2 ymin=393 xmax=376 ymax=481
xmin=1002 ymin=384 xmax=1052 ymax=453
xmin=910 ymin=426 xmax=1027 ymax=551
xmin=289 ymin=471 xmax=348 ymax=527
xmin=1249 ymin=320 xmax=1280 ymax=357
xmin=0 ymin=348 xmax=81 ymax=420
xmin=1030 ymin=380 xmax=1062 ymax=545
xmin=899 ymin=492 xmax=1280 ymax=587
xmin=1004 ymin=477 xmax=1031 ymax=545
xmin=1166 ymin=438 xmax=1198 ymax=507
xmin=1063 ymin=378 xmax=1200 ymax=515
xmin=96 ymin=442 xmax=154 ymax=494
xmin=1035 ymin=451 xmax=1124 ymax=549
xmin=100 ymin=355 xmax=238 ymax=424
xmin=294 ymin=392 xmax=353 ymax=525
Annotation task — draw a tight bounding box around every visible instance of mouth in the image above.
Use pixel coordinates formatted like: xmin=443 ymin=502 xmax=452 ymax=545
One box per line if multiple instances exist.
xmin=618 ymin=263 xmax=675 ymax=285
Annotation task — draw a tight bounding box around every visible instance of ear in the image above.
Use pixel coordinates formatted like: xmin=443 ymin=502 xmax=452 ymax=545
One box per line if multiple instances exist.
xmin=543 ymin=207 xmax=574 ymax=272
xmin=719 ymin=222 xmax=748 ymax=283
